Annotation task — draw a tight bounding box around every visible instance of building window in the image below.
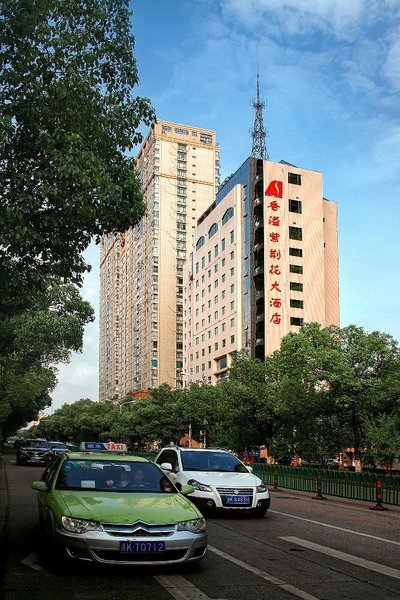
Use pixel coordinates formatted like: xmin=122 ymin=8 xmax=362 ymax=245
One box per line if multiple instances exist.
xmin=289 ymin=226 xmax=303 ymax=241
xmin=291 ymin=317 xmax=304 ymax=326
xmin=290 ymin=299 xmax=304 ymax=308
xmin=200 ymin=133 xmax=212 ymax=144
xmin=214 ymin=244 xmax=218 ymax=257
xmin=289 ymin=199 xmax=302 ymax=213
xmin=290 ymin=264 xmax=303 ymax=274
xmin=196 ymin=236 xmax=205 ymax=250
xmin=216 ymin=355 xmax=227 ymax=370
xmin=208 ymin=223 xmax=218 ymax=238
xmin=289 ymin=247 xmax=303 ymax=257
xmin=230 ymin=230 xmax=234 ymax=243
xmin=221 ymin=238 xmax=226 ymax=251
xmin=288 ymin=172 xmax=301 ymax=185
xmin=222 ymin=207 xmax=234 ymax=225
xmin=290 ymin=282 xmax=303 ymax=291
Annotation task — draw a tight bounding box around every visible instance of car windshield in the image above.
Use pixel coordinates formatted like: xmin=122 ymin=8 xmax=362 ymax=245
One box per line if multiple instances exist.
xmin=181 ymin=451 xmax=249 ymax=473
xmin=22 ymin=440 xmax=50 ymax=450
xmin=56 ymin=459 xmax=176 ymax=493
xmin=49 ymin=442 xmax=67 ymax=450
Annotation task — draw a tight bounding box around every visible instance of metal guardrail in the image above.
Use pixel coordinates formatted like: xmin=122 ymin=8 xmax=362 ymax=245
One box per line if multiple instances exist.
xmin=252 ymin=464 xmax=399 ymax=507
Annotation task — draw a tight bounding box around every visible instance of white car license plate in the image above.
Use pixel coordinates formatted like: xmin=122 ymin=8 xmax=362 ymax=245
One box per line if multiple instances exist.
xmin=120 ymin=541 xmax=166 ymax=553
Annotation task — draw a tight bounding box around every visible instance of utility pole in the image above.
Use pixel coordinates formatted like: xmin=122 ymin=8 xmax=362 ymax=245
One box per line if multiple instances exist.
xmin=251 ymin=73 xmax=269 ymax=160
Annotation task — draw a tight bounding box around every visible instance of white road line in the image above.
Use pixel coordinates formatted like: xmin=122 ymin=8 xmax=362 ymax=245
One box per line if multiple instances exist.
xmin=20 ymin=552 xmax=43 ymax=572
xmin=154 ymin=574 xmax=225 ymax=600
xmin=208 ymin=545 xmax=319 ymax=600
xmin=280 ymin=536 xmax=400 ymax=580
xmin=271 ymin=510 xmax=400 ymax=546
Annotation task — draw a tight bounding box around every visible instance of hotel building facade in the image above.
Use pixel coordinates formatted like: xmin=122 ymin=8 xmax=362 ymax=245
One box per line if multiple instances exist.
xmin=185 ymin=157 xmax=339 ymax=384
xmin=99 ymin=120 xmax=220 ymax=400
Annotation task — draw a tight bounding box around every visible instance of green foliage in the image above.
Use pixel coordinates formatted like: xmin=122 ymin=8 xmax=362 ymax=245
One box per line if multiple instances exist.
xmin=0 ymin=283 xmax=94 ymax=433
xmin=32 ymin=324 xmax=400 ymax=470
xmin=0 ymin=0 xmax=155 ymax=436
xmin=0 ymin=0 xmax=155 ymax=285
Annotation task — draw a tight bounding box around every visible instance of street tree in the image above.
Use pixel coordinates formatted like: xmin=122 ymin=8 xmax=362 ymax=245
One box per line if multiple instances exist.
xmin=0 ymin=284 xmax=94 ymax=436
xmin=0 ymin=0 xmax=154 ymax=433
xmin=0 ymin=0 xmax=155 ymax=288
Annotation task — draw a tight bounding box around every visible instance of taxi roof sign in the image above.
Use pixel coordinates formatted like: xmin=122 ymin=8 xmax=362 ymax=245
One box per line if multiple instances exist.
xmin=79 ymin=441 xmax=128 ymax=453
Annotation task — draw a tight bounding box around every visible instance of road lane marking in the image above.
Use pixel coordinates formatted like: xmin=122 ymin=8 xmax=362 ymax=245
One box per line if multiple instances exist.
xmin=280 ymin=536 xmax=400 ymax=580
xmin=271 ymin=510 xmax=400 ymax=546
xmin=154 ymin=574 xmax=226 ymax=600
xmin=21 ymin=552 xmax=43 ymax=572
xmin=208 ymin=545 xmax=319 ymax=600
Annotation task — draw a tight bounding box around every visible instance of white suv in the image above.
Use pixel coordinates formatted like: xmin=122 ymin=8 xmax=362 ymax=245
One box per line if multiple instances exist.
xmin=155 ymin=447 xmax=270 ymax=517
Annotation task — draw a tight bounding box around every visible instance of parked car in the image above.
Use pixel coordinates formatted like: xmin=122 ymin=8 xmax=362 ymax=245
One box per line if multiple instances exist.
xmin=155 ymin=446 xmax=271 ymax=517
xmin=31 ymin=442 xmax=207 ymax=566
xmin=16 ymin=439 xmax=52 ymax=466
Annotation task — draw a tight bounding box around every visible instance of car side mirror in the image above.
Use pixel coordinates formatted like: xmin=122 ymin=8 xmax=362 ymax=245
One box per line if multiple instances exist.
xmin=160 ymin=462 xmax=173 ymax=471
xmin=31 ymin=481 xmax=48 ymax=492
xmin=180 ymin=484 xmax=195 ymax=495
xmin=247 ymin=466 xmax=253 ymax=473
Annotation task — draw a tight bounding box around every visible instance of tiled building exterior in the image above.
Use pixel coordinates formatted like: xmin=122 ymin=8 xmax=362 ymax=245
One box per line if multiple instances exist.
xmin=99 ymin=121 xmax=220 ymax=400
xmin=185 ymin=157 xmax=339 ymax=383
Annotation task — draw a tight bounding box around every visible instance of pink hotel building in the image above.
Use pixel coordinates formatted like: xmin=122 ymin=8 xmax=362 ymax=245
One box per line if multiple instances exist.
xmin=185 ymin=156 xmax=339 ymax=384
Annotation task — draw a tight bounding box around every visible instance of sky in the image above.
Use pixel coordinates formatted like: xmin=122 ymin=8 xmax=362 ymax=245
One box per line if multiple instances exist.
xmin=50 ymin=0 xmax=400 ymax=411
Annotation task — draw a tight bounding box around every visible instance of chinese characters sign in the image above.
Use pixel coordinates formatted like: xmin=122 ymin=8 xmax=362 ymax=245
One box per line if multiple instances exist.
xmin=266 ymin=181 xmax=283 ymax=326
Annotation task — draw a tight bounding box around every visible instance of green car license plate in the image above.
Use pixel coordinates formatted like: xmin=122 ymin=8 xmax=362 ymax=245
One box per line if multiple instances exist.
xmin=120 ymin=541 xmax=166 ymax=553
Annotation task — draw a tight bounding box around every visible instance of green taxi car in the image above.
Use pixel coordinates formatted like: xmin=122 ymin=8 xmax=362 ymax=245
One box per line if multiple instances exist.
xmin=31 ymin=443 xmax=207 ymax=566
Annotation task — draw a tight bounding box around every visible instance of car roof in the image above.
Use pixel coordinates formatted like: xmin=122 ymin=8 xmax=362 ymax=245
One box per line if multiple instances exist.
xmin=64 ymin=452 xmax=151 ymax=463
xmin=169 ymin=447 xmax=231 ymax=453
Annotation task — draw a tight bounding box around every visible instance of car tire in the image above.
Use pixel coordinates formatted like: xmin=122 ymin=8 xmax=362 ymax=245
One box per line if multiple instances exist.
xmin=40 ymin=513 xmax=65 ymax=566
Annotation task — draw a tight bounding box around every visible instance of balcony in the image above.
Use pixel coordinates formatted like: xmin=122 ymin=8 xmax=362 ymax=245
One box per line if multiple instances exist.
xmin=253 ymin=241 xmax=264 ymax=254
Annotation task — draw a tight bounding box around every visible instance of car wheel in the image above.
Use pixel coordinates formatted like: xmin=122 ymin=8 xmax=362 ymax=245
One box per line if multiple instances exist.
xmin=41 ymin=513 xmax=65 ymax=565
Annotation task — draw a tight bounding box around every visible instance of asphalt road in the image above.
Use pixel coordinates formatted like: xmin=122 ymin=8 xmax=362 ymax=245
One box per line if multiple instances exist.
xmin=1 ymin=448 xmax=400 ymax=600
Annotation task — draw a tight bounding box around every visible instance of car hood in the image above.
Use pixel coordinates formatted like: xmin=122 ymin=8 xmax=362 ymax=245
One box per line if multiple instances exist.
xmin=55 ymin=491 xmax=202 ymax=523
xmin=182 ymin=470 xmax=261 ymax=487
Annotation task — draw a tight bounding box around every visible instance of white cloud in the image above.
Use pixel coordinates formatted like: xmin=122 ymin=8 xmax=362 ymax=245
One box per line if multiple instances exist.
xmin=220 ymin=0 xmax=366 ymax=40
xmin=382 ymin=35 xmax=400 ymax=91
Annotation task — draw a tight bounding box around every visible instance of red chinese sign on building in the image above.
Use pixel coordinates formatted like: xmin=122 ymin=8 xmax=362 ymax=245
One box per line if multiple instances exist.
xmin=265 ymin=180 xmax=283 ymax=198
xmin=266 ymin=182 xmax=283 ymax=326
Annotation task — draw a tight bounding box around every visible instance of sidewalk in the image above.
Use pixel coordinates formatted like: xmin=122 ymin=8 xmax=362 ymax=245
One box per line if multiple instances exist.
xmin=0 ymin=449 xmax=11 ymax=597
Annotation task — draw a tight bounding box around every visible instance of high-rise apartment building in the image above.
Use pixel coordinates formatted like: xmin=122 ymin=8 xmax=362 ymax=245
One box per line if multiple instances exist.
xmin=185 ymin=157 xmax=339 ymax=384
xmin=99 ymin=121 xmax=220 ymax=400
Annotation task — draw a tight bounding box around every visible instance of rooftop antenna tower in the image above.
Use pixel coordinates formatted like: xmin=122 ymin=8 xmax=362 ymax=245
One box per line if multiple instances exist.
xmin=251 ymin=73 xmax=269 ymax=160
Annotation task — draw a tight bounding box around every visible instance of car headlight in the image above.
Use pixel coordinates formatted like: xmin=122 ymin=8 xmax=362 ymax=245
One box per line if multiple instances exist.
xmin=256 ymin=483 xmax=268 ymax=493
xmin=187 ymin=479 xmax=212 ymax=493
xmin=61 ymin=516 xmax=102 ymax=533
xmin=177 ymin=518 xmax=206 ymax=533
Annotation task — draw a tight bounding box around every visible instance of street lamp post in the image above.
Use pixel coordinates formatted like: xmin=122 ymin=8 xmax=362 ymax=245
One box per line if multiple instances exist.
xmin=119 ymin=400 xmax=136 ymax=414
